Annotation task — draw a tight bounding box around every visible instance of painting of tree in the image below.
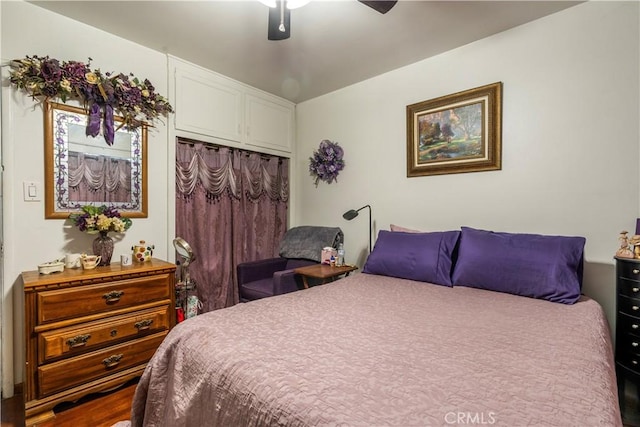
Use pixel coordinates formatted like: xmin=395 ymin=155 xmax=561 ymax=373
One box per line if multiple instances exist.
xmin=406 ymin=82 xmax=502 ymax=177
xmin=415 ymin=101 xmax=484 ymax=163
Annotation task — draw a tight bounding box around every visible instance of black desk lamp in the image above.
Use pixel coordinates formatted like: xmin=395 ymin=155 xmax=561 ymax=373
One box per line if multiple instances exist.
xmin=343 ymin=205 xmax=372 ymax=253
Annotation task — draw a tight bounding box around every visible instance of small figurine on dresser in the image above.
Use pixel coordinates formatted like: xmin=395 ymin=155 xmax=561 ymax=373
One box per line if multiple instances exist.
xmin=630 ymin=234 xmax=640 ymax=259
xmin=618 ymin=230 xmax=637 ymax=259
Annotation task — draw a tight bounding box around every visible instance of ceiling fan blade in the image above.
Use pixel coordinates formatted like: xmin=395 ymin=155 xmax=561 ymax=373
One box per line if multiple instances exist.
xmin=268 ymin=3 xmax=291 ymax=40
xmin=358 ymin=0 xmax=398 ymax=14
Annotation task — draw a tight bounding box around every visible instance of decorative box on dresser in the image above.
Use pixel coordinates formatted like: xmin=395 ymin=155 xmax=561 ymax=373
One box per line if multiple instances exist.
xmin=615 ymin=256 xmax=640 ymax=413
xmin=21 ymin=258 xmax=176 ymax=426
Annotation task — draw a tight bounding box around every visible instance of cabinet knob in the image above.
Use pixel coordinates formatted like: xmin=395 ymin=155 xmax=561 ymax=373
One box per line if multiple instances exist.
xmin=102 ymin=354 xmax=123 ymax=369
xmin=634 ymin=288 xmax=640 ymax=293
xmin=102 ymin=290 xmax=124 ymax=303
xmin=633 ymin=269 xmax=639 ymax=274
xmin=135 ymin=319 xmax=154 ymax=331
xmin=632 ymin=305 xmax=639 ymax=311
xmin=633 ymin=324 xmax=639 ymax=329
xmin=633 ymin=342 xmax=638 ymax=347
xmin=633 ymin=360 xmax=639 ymax=365
xmin=66 ymin=334 xmax=91 ymax=348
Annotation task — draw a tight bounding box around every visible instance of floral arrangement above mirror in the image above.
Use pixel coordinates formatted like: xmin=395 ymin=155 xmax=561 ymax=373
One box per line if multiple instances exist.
xmin=309 ymin=139 xmax=345 ymax=186
xmin=9 ymin=55 xmax=173 ymax=145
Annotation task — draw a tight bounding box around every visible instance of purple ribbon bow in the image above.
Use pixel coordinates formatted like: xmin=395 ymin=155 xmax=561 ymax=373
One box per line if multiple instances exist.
xmin=86 ymin=103 xmax=101 ymax=138
xmin=104 ymin=104 xmax=115 ymax=146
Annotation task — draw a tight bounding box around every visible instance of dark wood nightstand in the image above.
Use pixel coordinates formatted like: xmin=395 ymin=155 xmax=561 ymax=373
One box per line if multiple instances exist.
xmin=293 ymin=264 xmax=357 ymax=289
xmin=615 ymin=256 xmax=640 ymax=416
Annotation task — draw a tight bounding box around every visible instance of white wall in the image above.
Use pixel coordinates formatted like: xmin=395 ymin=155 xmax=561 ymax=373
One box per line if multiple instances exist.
xmin=1 ymin=1 xmax=171 ymax=394
xmin=295 ymin=2 xmax=640 ymax=333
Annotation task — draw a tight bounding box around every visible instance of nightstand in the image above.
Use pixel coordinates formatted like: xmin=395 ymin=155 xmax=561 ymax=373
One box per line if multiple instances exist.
xmin=293 ymin=264 xmax=357 ymax=289
xmin=614 ymin=256 xmax=640 ymax=414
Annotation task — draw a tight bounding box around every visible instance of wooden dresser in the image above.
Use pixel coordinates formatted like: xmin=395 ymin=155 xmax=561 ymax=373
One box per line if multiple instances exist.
xmin=21 ymin=258 xmax=176 ymax=426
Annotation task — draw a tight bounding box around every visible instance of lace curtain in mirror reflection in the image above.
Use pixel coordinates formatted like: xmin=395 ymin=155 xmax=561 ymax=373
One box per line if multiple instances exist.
xmin=45 ymin=101 xmax=147 ymax=218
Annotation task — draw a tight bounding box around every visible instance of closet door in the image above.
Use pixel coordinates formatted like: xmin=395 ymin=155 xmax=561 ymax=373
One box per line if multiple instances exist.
xmin=174 ymin=68 xmax=244 ymax=143
xmin=245 ymin=93 xmax=294 ymax=153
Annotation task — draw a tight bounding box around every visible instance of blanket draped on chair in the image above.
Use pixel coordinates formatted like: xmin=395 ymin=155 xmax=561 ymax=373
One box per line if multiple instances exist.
xmin=278 ymin=226 xmax=343 ymax=262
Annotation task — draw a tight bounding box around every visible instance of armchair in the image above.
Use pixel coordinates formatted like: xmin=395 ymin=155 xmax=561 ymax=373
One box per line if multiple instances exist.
xmin=236 ymin=226 xmax=343 ymax=302
xmin=237 ymin=257 xmax=317 ymax=302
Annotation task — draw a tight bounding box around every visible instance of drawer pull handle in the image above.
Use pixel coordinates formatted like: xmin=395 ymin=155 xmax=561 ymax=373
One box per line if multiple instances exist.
xmin=102 ymin=290 xmax=124 ymax=303
xmin=135 ymin=319 xmax=154 ymax=331
xmin=102 ymin=354 xmax=123 ymax=369
xmin=66 ymin=334 xmax=91 ymax=348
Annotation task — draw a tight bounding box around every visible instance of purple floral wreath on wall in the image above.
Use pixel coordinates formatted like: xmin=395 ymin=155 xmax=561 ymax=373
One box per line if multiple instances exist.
xmin=309 ymin=139 xmax=345 ymax=186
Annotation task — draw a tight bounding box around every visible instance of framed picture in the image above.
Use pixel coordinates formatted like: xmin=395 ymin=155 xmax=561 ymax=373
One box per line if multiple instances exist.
xmin=44 ymin=101 xmax=148 ymax=219
xmin=406 ymin=82 xmax=502 ymax=177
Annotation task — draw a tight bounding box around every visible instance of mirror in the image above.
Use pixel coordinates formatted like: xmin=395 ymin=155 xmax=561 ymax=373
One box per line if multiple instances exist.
xmin=173 ymin=237 xmax=196 ymax=290
xmin=173 ymin=237 xmax=195 ymax=266
xmin=44 ymin=101 xmax=147 ymax=219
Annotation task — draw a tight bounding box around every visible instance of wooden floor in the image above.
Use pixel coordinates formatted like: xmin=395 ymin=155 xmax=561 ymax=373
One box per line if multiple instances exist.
xmin=1 ymin=381 xmax=136 ymax=427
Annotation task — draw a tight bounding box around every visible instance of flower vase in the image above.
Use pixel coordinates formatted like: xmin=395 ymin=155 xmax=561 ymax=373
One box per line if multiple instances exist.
xmin=93 ymin=231 xmax=114 ymax=266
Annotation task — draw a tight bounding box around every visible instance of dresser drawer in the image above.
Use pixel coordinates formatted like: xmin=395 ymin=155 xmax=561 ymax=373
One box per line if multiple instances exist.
xmin=39 ymin=305 xmax=171 ymax=363
xmin=37 ymin=332 xmax=166 ymax=398
xmin=618 ymin=261 xmax=640 ymax=280
xmin=618 ymin=352 xmax=640 ymax=375
xmin=618 ymin=295 xmax=640 ymax=317
xmin=620 ymin=277 xmax=640 ymax=298
xmin=618 ymin=312 xmax=640 ymax=336
xmin=37 ymin=274 xmax=172 ymax=324
xmin=619 ymin=333 xmax=640 ymax=355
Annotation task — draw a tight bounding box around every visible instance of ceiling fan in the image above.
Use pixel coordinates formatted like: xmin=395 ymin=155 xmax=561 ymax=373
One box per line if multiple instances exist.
xmin=265 ymin=0 xmax=398 ymax=40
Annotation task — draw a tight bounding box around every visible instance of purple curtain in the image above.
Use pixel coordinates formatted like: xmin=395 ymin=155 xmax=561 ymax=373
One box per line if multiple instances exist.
xmin=175 ymin=139 xmax=289 ymax=311
xmin=67 ymin=152 xmax=131 ymax=203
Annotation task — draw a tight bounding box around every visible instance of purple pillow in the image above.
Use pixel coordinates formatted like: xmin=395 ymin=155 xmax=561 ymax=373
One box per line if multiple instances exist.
xmin=363 ymin=230 xmax=460 ymax=286
xmin=451 ymin=227 xmax=585 ymax=304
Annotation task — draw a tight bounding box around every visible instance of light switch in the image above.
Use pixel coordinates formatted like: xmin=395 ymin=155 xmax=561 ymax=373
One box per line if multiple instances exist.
xmin=23 ymin=181 xmax=41 ymax=202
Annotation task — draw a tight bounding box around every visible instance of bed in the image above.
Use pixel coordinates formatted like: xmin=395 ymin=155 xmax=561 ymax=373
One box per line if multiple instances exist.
xmin=129 ymin=227 xmax=621 ymax=426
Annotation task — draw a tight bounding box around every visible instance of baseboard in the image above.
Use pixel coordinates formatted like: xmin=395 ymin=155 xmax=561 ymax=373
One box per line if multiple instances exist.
xmin=1 ymin=382 xmax=23 ymax=400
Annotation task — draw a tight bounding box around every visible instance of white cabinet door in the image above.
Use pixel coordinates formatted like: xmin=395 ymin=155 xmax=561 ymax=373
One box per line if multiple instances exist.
xmin=245 ymin=93 xmax=294 ymax=153
xmin=174 ymin=68 xmax=244 ymax=143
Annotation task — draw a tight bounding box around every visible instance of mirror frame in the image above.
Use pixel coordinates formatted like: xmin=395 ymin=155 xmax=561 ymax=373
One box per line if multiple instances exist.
xmin=44 ymin=101 xmax=148 ymax=219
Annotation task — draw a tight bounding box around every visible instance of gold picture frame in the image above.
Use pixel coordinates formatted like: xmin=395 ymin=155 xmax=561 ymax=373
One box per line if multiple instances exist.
xmin=44 ymin=101 xmax=148 ymax=219
xmin=406 ymin=82 xmax=502 ymax=177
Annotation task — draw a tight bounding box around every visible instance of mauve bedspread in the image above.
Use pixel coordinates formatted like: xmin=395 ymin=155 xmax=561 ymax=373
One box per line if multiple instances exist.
xmin=130 ymin=273 xmax=621 ymax=426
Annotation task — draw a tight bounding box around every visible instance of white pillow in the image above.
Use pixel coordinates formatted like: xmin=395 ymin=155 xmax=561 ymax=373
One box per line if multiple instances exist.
xmin=390 ymin=224 xmax=422 ymax=233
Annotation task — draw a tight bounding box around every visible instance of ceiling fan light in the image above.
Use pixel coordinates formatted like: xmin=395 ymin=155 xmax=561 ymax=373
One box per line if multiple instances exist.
xmin=258 ymin=0 xmax=277 ymax=8
xmin=286 ymin=0 xmax=311 ymax=9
